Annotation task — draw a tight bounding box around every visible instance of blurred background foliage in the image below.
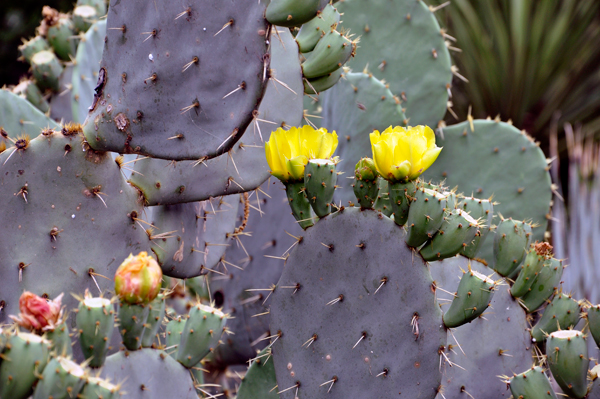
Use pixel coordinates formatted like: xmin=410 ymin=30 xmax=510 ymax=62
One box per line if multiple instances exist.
xmin=0 ymin=0 xmax=72 ymax=85
xmin=430 ymin=0 xmax=600 ymax=155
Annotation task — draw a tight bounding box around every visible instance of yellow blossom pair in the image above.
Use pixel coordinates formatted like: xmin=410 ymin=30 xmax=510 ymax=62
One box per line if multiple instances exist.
xmin=265 ymin=126 xmax=338 ymax=183
xmin=370 ymin=125 xmax=442 ymax=182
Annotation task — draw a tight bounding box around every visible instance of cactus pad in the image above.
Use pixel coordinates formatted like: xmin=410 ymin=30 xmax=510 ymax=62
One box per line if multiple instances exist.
xmin=270 ymin=208 xmax=445 ymax=399
xmin=83 ymin=0 xmax=270 ymax=160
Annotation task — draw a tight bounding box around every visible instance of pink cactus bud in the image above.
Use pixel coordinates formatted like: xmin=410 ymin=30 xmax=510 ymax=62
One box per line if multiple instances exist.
xmin=114 ymin=251 xmax=162 ymax=304
xmin=10 ymin=291 xmax=64 ymax=332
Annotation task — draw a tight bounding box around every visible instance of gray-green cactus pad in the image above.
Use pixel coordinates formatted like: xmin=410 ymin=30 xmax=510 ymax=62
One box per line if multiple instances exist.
xmin=100 ymin=349 xmax=197 ymax=399
xmin=83 ymin=0 xmax=270 ymax=160
xmin=72 ymin=20 xmax=107 ymax=123
xmin=208 ymin=180 xmax=302 ymax=368
xmin=0 ymin=89 xmax=60 ymax=138
xmin=422 ymin=120 xmax=552 ymax=264
xmin=49 ymin=64 xmax=74 ymax=123
xmin=0 ymin=129 xmax=149 ymax=322
xmin=429 ymin=256 xmax=533 ymax=399
xmin=237 ymin=348 xmax=278 ymax=399
xmin=149 ymin=195 xmax=239 ymax=279
xmin=128 ymin=28 xmax=303 ymax=205
xmin=335 ymin=0 xmax=452 ymax=127
xmin=320 ymin=72 xmax=406 ymax=206
xmin=270 ymin=207 xmax=445 ymax=399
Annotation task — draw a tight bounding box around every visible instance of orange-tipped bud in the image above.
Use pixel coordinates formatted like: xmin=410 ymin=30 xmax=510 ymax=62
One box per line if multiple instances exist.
xmin=114 ymin=251 xmax=162 ymax=304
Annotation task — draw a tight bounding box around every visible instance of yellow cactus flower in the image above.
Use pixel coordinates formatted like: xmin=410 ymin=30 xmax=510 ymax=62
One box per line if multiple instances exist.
xmin=265 ymin=126 xmax=338 ymax=183
xmin=370 ymin=125 xmax=442 ymax=182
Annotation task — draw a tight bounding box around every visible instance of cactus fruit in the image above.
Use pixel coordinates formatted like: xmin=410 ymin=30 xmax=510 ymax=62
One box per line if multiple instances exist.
xmin=79 ymin=377 xmax=120 ymax=399
xmin=353 ymin=158 xmax=380 ymax=209
xmin=530 ymin=293 xmax=581 ymax=343
xmin=295 ymin=4 xmax=341 ymax=53
xmin=72 ymin=5 xmax=97 ymax=33
xmin=387 ymin=180 xmax=416 ymax=225
xmin=0 ymin=332 xmax=51 ymax=399
xmin=508 ymin=366 xmax=558 ymax=399
xmin=75 ymin=294 xmax=115 ymax=367
xmin=18 ymin=36 xmax=50 ymax=63
xmin=458 ymin=197 xmax=494 ymax=258
xmin=301 ymin=30 xmax=356 ymax=79
xmin=493 ymin=219 xmax=532 ymax=277
xmin=32 ymin=356 xmax=87 ymax=399
xmin=118 ymin=302 xmax=150 ymax=351
xmin=420 ymin=208 xmax=480 ymax=261
xmin=304 ymin=159 xmax=337 ymax=217
xmin=511 ymin=242 xmax=554 ymax=297
xmin=82 ymin=0 xmax=270 ymax=160
xmin=100 ymin=349 xmax=197 ymax=399
xmin=304 ymin=67 xmax=344 ymax=95
xmin=46 ymin=16 xmax=77 ymax=61
xmin=176 ymin=303 xmax=227 ymax=368
xmin=442 ymin=266 xmax=496 ymax=328
xmin=165 ymin=315 xmax=187 ymax=358
xmin=266 ymin=0 xmax=325 ymax=27
xmin=520 ymin=258 xmax=565 ymax=312
xmin=141 ymin=294 xmax=166 ymax=348
xmin=45 ymin=322 xmax=72 ymax=357
xmin=405 ymin=187 xmax=447 ymax=247
xmin=546 ymin=330 xmax=588 ymax=398
xmin=270 ymin=208 xmax=446 ymax=398
xmin=11 ymin=79 xmax=49 ymax=113
xmin=30 ymin=50 xmax=63 ymax=91
xmin=285 ymin=181 xmax=315 ymax=229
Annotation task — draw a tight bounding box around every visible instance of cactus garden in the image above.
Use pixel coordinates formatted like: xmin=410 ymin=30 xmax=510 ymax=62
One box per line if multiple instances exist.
xmin=1 ymin=0 xmax=600 ymax=398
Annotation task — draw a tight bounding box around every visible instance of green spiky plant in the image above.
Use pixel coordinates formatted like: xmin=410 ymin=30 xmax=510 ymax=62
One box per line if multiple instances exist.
xmin=1 ymin=0 xmax=598 ymax=398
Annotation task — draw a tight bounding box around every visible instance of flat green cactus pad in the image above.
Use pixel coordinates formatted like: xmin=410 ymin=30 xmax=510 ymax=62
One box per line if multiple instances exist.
xmin=237 ymin=348 xmax=279 ymax=399
xmin=429 ymin=256 xmax=533 ymax=399
xmin=71 ymin=20 xmax=106 ymax=123
xmin=208 ymin=180 xmax=302 ymax=369
xmin=335 ymin=0 xmax=452 ymax=127
xmin=422 ymin=120 xmax=552 ymax=264
xmin=0 ymin=89 xmax=60 ymax=139
xmin=0 ymin=129 xmax=149 ymax=322
xmin=128 ymin=27 xmax=303 ymax=205
xmin=83 ymin=0 xmax=270 ymax=160
xmin=100 ymin=349 xmax=197 ymax=399
xmin=149 ymin=195 xmax=239 ymax=279
xmin=270 ymin=207 xmax=445 ymax=399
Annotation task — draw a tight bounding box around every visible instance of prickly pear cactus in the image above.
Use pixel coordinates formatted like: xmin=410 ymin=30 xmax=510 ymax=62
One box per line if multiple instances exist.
xmin=429 ymin=257 xmax=532 ymax=399
xmin=0 ymin=127 xmax=149 ymax=321
xmin=320 ymin=72 xmax=406 ymax=206
xmin=335 ymin=0 xmax=453 ymax=127
xmin=82 ymin=0 xmax=270 ymax=160
xmin=128 ymin=27 xmax=303 ymax=205
xmin=0 ymin=90 xmax=60 ymax=137
xmin=423 ymin=120 xmax=552 ymax=263
xmin=270 ymin=207 xmax=446 ymax=398
xmin=149 ymin=195 xmax=239 ymax=279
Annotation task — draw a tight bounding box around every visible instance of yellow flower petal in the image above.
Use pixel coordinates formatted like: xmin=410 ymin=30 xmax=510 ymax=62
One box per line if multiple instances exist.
xmin=287 ymin=155 xmax=308 ymax=180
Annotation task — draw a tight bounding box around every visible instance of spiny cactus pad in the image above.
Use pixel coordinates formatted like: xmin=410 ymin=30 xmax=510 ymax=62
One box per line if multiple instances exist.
xmin=237 ymin=348 xmax=278 ymax=399
xmin=335 ymin=0 xmax=452 ymax=127
xmin=128 ymin=27 xmax=302 ymax=206
xmin=83 ymin=0 xmax=270 ymax=160
xmin=148 ymin=195 xmax=239 ymax=279
xmin=0 ymin=89 xmax=60 ymax=138
xmin=320 ymin=72 xmax=406 ymax=206
xmin=71 ymin=20 xmax=106 ymax=124
xmin=0 ymin=129 xmax=149 ymax=321
xmin=422 ymin=120 xmax=552 ymax=264
xmin=429 ymin=257 xmax=532 ymax=399
xmin=270 ymin=207 xmax=445 ymax=399
xmin=100 ymin=348 xmax=197 ymax=399
xmin=208 ymin=181 xmax=302 ymax=368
